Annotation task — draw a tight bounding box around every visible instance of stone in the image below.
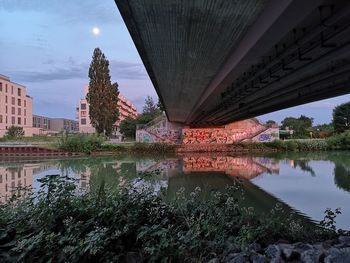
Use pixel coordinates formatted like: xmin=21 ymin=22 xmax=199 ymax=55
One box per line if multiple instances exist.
xmin=279 ymin=243 xmax=301 ymax=261
xmin=301 ymin=249 xmax=321 ymax=263
xmin=229 ymin=254 xmax=245 ymax=263
xmin=269 ymin=256 xmax=284 ymax=263
xmin=207 ymin=258 xmax=219 ymax=263
xmin=249 ymin=243 xmax=262 ymax=252
xmin=265 ymin=245 xmax=281 ymax=259
xmin=250 ymin=253 xmax=267 ymax=263
xmin=339 ymin=236 xmax=350 ymax=244
xmin=293 ymin=242 xmax=313 ymax=252
xmin=325 ymin=247 xmax=350 ymax=263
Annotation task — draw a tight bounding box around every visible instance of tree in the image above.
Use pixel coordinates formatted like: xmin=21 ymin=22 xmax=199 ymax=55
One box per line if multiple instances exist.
xmin=87 ymin=48 xmax=119 ymax=136
xmin=266 ymin=120 xmax=277 ymax=127
xmin=157 ymin=98 xmax=165 ymax=112
xmin=333 ymin=102 xmax=350 ymax=133
xmin=119 ymin=117 xmax=137 ymax=139
xmin=142 ymin=96 xmax=161 ymax=119
xmin=6 ymin=126 xmax=24 ymax=139
xmin=281 ymin=115 xmax=313 ymax=138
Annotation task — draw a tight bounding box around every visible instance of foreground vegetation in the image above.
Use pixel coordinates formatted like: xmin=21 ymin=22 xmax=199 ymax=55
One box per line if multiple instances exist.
xmin=0 ymin=175 xmax=347 ymax=262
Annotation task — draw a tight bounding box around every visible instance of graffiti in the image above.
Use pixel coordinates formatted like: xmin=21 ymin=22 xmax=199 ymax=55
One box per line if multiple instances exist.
xmin=182 ymin=125 xmax=266 ymax=144
xmin=142 ymin=133 xmax=152 ymax=142
xmin=258 ymin=133 xmax=272 ymax=142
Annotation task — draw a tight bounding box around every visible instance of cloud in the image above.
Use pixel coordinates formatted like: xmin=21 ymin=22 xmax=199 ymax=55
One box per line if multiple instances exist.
xmin=0 ymin=0 xmax=122 ymax=25
xmin=8 ymin=59 xmax=147 ymax=83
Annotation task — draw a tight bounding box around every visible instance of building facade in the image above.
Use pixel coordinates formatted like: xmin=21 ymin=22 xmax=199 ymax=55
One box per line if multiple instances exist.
xmin=33 ymin=115 xmax=78 ymax=134
xmin=50 ymin=118 xmax=79 ymax=133
xmin=78 ymin=85 xmax=138 ymax=136
xmin=0 ymin=74 xmax=33 ymax=137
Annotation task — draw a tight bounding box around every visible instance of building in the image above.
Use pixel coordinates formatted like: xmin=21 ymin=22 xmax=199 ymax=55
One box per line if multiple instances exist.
xmin=77 ymin=85 xmax=138 ymax=137
xmin=0 ymin=74 xmax=33 ymax=137
xmin=33 ymin=115 xmax=51 ymax=130
xmin=33 ymin=115 xmax=78 ymax=134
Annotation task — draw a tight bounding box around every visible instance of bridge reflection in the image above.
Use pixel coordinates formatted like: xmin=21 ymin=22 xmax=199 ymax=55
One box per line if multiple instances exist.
xmin=0 ymin=153 xmax=349 ymax=219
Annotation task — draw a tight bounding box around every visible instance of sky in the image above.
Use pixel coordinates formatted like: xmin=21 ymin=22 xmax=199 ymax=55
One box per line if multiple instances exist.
xmin=0 ymin=0 xmax=349 ymax=125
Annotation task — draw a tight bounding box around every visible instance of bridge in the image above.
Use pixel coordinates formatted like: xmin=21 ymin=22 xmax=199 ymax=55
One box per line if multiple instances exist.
xmin=115 ymin=0 xmax=350 ymax=126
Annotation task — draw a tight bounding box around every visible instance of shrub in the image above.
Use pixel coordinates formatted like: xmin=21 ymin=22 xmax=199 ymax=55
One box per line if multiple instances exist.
xmin=327 ymin=131 xmax=350 ymax=150
xmin=5 ymin=126 xmax=24 ymax=139
xmin=0 ymin=175 xmax=345 ymax=262
xmin=58 ymin=134 xmax=104 ymax=153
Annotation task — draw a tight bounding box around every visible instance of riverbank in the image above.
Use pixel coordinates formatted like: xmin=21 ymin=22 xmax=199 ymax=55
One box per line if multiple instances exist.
xmin=1 ymin=131 xmax=349 ymax=157
xmin=0 ymin=174 xmax=349 ymax=262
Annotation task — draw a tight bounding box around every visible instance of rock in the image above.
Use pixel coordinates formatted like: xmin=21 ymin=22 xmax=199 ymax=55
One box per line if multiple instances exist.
xmin=207 ymin=258 xmax=219 ymax=263
xmin=276 ymin=239 xmax=291 ymax=244
xmin=294 ymin=242 xmax=313 ymax=252
xmin=265 ymin=245 xmax=281 ymax=259
xmin=325 ymin=247 xmax=350 ymax=263
xmin=339 ymin=236 xmax=350 ymax=244
xmin=249 ymin=243 xmax=262 ymax=253
xmin=229 ymin=254 xmax=245 ymax=263
xmin=279 ymin=243 xmax=300 ymax=260
xmin=126 ymin=252 xmax=143 ymax=263
xmin=301 ymin=249 xmax=322 ymax=263
xmin=269 ymin=257 xmax=284 ymax=263
xmin=250 ymin=253 xmax=267 ymax=263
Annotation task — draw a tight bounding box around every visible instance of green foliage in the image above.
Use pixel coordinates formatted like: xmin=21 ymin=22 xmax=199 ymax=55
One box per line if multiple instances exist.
xmin=87 ymin=48 xmax=119 ymax=136
xmin=142 ymin=96 xmax=161 ymax=120
xmin=266 ymin=120 xmax=277 ymax=127
xmin=58 ymin=134 xmax=104 ymax=153
xmin=0 ymin=176 xmax=345 ymax=262
xmin=5 ymin=126 xmax=24 ymax=139
xmin=326 ymin=130 xmax=350 ymax=150
xmin=333 ymin=102 xmax=350 ymax=133
xmin=281 ymin=115 xmax=313 ymax=138
xmin=132 ymin=142 xmax=176 ymax=153
xmin=119 ymin=116 xmax=137 ymax=139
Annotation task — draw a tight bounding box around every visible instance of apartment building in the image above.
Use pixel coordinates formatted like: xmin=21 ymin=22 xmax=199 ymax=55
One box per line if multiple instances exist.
xmin=0 ymin=74 xmax=33 ymax=137
xmin=78 ymin=85 xmax=138 ymax=135
xmin=50 ymin=118 xmax=79 ymax=133
xmin=33 ymin=115 xmax=78 ymax=133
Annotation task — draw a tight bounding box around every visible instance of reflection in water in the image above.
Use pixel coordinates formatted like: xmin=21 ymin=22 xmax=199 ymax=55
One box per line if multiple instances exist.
xmin=0 ymin=152 xmax=350 ymax=228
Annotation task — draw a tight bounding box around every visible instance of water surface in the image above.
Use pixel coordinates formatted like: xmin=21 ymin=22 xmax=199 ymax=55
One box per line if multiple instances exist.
xmin=0 ymin=152 xmax=349 ymax=229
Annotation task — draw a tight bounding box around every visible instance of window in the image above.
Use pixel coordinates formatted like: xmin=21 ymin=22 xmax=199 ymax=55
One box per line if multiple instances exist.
xmin=11 ymin=86 xmax=13 ymax=94
xmin=5 ymin=106 xmax=7 ymax=114
xmin=0 ymin=82 xmax=2 ymax=91
xmin=11 ymin=97 xmax=15 ymax=105
xmin=18 ymin=117 xmax=21 ymax=125
xmin=81 ymin=110 xmax=86 ymax=117
xmin=81 ymin=103 xmax=86 ymax=110
xmin=18 ymin=108 xmax=21 ymax=115
xmin=18 ymin=88 xmax=21 ymax=96
xmin=24 ymin=109 xmax=26 ymax=116
xmin=24 ymin=118 xmax=26 ymax=125
xmin=5 ymin=96 xmax=7 ymax=103
xmin=5 ymin=84 xmax=7 ymax=93
xmin=24 ymin=100 xmax=26 ymax=107
xmin=11 ymin=117 xmax=15 ymax=125
xmin=18 ymin=99 xmax=21 ymax=106
xmin=0 ymin=115 xmax=2 ymax=123
xmin=81 ymin=118 xmax=86 ymax=125
xmin=11 ymin=107 xmax=15 ymax=114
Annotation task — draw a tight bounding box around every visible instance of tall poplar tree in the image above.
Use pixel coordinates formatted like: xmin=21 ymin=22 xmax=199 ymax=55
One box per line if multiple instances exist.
xmin=87 ymin=48 xmax=119 ymax=136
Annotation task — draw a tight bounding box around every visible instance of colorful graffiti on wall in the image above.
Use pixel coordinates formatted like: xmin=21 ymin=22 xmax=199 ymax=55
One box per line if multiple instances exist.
xmin=182 ymin=124 xmax=267 ymax=144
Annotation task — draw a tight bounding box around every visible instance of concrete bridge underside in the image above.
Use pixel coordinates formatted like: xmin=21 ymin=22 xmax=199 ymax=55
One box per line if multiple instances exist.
xmin=115 ymin=0 xmax=350 ymax=126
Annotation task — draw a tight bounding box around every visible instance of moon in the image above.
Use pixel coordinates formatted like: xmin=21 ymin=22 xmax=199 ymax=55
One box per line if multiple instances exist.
xmin=92 ymin=27 xmax=100 ymax=35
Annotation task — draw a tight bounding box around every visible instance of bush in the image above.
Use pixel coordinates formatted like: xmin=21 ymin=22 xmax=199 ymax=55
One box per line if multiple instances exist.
xmin=131 ymin=142 xmax=176 ymax=153
xmin=327 ymin=131 xmax=350 ymax=150
xmin=58 ymin=134 xmax=104 ymax=153
xmin=0 ymin=175 xmax=345 ymax=262
xmin=5 ymin=126 xmax=24 ymax=139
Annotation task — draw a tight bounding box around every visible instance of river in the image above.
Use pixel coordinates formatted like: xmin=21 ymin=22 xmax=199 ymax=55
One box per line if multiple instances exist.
xmin=0 ymin=151 xmax=349 ymax=229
